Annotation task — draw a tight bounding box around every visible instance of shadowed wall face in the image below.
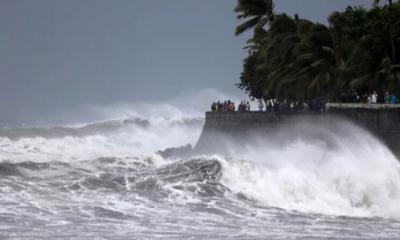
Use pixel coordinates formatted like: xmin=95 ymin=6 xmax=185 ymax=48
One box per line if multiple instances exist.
xmin=196 ymin=108 xmax=400 ymax=156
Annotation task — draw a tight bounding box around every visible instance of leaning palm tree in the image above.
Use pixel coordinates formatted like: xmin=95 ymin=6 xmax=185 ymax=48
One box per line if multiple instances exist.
xmin=373 ymin=0 xmax=393 ymax=7
xmin=235 ymin=0 xmax=275 ymax=35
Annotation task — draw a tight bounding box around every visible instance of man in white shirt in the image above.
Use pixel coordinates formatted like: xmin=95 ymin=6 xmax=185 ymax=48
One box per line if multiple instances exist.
xmin=371 ymin=91 xmax=378 ymax=104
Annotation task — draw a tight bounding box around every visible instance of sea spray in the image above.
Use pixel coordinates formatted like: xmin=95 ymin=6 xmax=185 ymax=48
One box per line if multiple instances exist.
xmin=218 ymin=119 xmax=400 ymax=218
xmin=1 ymin=97 xmax=400 ymax=238
xmin=0 ymin=116 xmax=203 ymax=163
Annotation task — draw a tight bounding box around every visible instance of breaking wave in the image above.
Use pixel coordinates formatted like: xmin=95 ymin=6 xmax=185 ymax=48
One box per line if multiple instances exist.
xmin=0 ymin=116 xmax=204 ymax=163
xmin=1 ymin=93 xmax=400 ymax=238
xmin=219 ymin=120 xmax=400 ymax=218
xmin=1 ymin=114 xmax=400 ymax=219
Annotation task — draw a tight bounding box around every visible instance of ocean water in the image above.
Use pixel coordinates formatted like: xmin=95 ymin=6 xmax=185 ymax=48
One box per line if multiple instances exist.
xmin=1 ymin=103 xmax=400 ymax=239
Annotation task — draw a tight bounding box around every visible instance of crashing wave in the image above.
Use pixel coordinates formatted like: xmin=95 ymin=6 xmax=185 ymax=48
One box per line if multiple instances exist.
xmin=1 ymin=110 xmax=400 ymax=220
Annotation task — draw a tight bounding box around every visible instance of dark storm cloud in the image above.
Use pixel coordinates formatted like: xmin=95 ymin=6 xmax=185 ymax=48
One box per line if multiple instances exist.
xmin=0 ymin=0 xmax=370 ymax=121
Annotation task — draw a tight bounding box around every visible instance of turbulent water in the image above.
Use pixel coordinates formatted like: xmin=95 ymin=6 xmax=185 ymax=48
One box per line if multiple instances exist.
xmin=1 ymin=106 xmax=400 ymax=239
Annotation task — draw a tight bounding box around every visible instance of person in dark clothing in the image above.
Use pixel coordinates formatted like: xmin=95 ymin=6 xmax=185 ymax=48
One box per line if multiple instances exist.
xmin=211 ymin=102 xmax=217 ymax=112
xmin=267 ymin=100 xmax=272 ymax=112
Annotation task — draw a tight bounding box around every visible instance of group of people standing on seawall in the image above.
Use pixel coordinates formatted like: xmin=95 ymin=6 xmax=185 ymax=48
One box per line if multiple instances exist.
xmin=340 ymin=90 xmax=398 ymax=104
xmin=257 ymin=98 xmax=325 ymax=112
xmin=384 ymin=91 xmax=399 ymax=104
xmin=211 ymin=100 xmax=251 ymax=112
xmin=211 ymin=90 xmax=400 ymax=113
xmin=210 ymin=98 xmax=326 ymax=113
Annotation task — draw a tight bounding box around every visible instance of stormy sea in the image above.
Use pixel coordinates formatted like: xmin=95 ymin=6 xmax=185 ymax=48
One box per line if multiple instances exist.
xmin=1 ymin=101 xmax=400 ymax=239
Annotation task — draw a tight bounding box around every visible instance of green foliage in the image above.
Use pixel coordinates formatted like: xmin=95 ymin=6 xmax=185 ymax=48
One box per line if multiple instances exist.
xmin=235 ymin=0 xmax=400 ymax=101
xmin=235 ymin=0 xmax=274 ymax=35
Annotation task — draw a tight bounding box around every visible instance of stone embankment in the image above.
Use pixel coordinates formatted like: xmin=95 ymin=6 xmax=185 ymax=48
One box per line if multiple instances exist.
xmin=195 ymin=103 xmax=400 ymax=156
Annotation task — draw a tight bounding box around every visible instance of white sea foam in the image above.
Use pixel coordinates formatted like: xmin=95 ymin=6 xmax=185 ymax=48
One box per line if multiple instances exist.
xmin=219 ymin=120 xmax=400 ymax=218
xmin=0 ymin=117 xmax=201 ymax=163
xmin=1 ymin=90 xmax=400 ymax=221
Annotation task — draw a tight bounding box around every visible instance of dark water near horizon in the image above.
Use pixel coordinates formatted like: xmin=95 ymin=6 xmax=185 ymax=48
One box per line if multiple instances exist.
xmin=1 ymin=115 xmax=400 ymax=239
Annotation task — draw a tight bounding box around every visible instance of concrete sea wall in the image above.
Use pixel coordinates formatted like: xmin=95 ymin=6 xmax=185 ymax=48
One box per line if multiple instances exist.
xmin=195 ymin=103 xmax=400 ymax=156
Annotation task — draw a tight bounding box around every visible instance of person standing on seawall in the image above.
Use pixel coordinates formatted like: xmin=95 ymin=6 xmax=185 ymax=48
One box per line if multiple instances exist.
xmin=391 ymin=94 xmax=398 ymax=104
xmin=371 ymin=91 xmax=378 ymax=104
xmin=384 ymin=91 xmax=391 ymax=104
xmin=246 ymin=101 xmax=251 ymax=111
xmin=258 ymin=100 xmax=264 ymax=112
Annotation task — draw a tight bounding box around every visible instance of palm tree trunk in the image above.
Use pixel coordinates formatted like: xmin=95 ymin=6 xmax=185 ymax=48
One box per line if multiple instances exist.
xmin=389 ymin=0 xmax=396 ymax=65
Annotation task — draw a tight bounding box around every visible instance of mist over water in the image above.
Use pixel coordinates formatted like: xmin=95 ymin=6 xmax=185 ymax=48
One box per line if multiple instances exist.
xmin=1 ymin=90 xmax=400 ymax=239
xmin=220 ymin=120 xmax=400 ymax=218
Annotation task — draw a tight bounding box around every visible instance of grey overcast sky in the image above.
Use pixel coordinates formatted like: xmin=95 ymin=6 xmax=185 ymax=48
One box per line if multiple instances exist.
xmin=1 ymin=0 xmax=370 ymax=122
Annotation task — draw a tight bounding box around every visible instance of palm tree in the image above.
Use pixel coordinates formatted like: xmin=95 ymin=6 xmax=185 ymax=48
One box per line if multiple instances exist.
xmin=235 ymin=0 xmax=275 ymax=36
xmin=243 ymin=27 xmax=268 ymax=54
xmin=236 ymin=0 xmax=400 ymax=101
xmin=275 ymin=22 xmax=338 ymax=100
xmin=238 ymin=14 xmax=340 ymax=101
xmin=373 ymin=0 xmax=396 ymax=64
xmin=373 ymin=0 xmax=393 ymax=7
xmin=378 ymin=57 xmax=400 ymax=91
